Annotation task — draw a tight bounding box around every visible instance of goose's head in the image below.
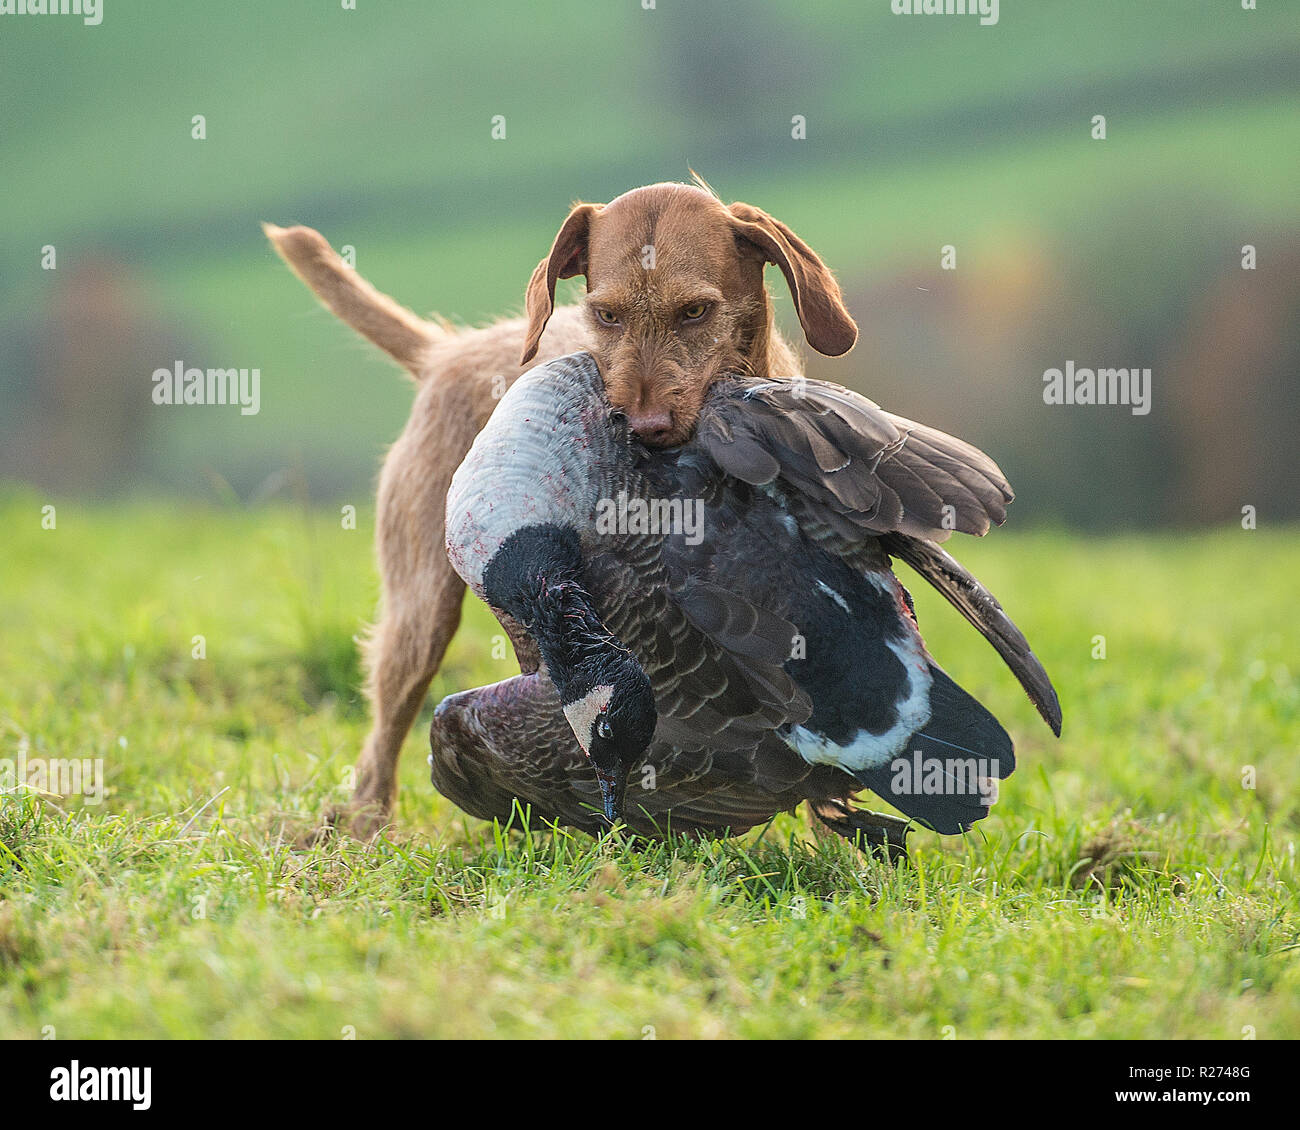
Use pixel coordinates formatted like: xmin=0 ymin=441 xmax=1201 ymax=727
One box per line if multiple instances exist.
xmin=558 ymin=638 xmax=657 ymax=825
xmin=477 ymin=525 xmax=658 ymax=826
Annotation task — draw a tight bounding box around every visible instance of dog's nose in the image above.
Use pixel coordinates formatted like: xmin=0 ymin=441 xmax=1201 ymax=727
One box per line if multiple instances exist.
xmin=627 ymin=410 xmax=674 ymax=444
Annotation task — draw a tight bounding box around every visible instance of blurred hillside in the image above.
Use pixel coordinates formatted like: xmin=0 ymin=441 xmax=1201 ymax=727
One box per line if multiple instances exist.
xmin=0 ymin=0 xmax=1296 ymax=527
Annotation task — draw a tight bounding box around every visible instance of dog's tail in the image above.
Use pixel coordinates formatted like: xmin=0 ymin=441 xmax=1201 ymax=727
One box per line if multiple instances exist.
xmin=263 ymin=223 xmax=446 ymax=377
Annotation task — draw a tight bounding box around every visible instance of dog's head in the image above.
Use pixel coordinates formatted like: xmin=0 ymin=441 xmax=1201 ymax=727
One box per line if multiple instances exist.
xmin=520 ymin=180 xmax=857 ymax=447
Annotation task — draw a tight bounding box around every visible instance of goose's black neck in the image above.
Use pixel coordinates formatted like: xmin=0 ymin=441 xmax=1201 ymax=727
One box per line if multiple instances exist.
xmin=481 ymin=524 xmax=616 ymax=702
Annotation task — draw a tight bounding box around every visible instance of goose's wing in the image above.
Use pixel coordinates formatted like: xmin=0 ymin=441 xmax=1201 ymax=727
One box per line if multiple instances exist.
xmin=694 ymin=377 xmax=1012 ymax=547
xmin=585 ymin=547 xmax=814 ymax=754
xmin=583 ymin=524 xmax=824 ymax=807
xmin=692 ymin=377 xmax=1061 ymax=736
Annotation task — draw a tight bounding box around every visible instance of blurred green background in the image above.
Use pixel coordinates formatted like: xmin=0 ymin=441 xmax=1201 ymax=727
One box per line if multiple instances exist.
xmin=1 ymin=0 xmax=1296 ymax=527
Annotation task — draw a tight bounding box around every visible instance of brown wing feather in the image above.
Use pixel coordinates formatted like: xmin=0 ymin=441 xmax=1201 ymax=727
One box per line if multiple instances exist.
xmin=696 ymin=379 xmax=1013 ymax=547
xmin=585 ymin=549 xmax=811 ymax=757
xmin=693 ymin=377 xmax=1059 ymax=739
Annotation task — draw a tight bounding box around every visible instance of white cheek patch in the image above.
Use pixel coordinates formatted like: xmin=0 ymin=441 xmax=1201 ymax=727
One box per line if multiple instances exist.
xmin=562 ymin=685 xmax=615 ymax=754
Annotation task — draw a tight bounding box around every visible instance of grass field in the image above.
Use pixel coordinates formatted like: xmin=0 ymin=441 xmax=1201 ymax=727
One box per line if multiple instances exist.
xmin=1 ymin=493 xmax=1297 ymax=1038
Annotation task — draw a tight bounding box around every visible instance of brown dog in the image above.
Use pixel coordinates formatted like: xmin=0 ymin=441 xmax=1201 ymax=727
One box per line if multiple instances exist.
xmin=266 ymin=179 xmax=857 ymax=838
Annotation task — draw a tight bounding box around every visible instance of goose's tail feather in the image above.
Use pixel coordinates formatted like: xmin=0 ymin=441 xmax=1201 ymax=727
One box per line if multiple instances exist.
xmin=852 ymin=666 xmax=1014 ymax=834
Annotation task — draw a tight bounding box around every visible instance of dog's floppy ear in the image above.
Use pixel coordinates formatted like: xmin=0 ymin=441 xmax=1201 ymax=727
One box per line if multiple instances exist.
xmin=728 ymin=202 xmax=857 ymax=357
xmin=521 ymin=202 xmax=601 ymax=365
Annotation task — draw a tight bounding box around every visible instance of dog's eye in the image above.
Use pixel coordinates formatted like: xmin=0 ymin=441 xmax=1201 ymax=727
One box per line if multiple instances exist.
xmin=597 ymin=718 xmax=614 ymax=740
xmin=681 ymin=303 xmax=709 ymax=322
xmin=594 ymin=308 xmax=620 ymax=326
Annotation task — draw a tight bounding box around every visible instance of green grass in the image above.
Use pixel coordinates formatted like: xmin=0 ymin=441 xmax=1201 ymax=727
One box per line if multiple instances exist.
xmin=1 ymin=493 xmax=1297 ymax=1038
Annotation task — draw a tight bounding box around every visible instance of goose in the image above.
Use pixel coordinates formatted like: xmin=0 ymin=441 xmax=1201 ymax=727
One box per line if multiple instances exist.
xmin=433 ymin=351 xmax=1060 ymax=855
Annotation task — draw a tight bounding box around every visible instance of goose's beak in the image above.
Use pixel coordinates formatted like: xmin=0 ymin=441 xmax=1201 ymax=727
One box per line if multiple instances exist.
xmin=592 ymin=760 xmax=628 ymax=825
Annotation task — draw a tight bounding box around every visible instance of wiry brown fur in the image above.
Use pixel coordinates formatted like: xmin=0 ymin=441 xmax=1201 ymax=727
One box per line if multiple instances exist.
xmin=264 ymin=180 xmax=855 ymax=837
